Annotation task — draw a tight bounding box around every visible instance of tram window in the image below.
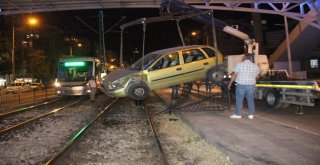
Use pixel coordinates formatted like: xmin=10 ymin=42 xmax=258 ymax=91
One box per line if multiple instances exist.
xmin=310 ymin=59 xmax=318 ymax=68
xmin=58 ymin=61 xmax=93 ymax=81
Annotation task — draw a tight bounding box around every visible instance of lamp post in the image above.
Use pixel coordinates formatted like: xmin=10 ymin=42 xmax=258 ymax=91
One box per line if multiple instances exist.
xmin=11 ymin=17 xmax=39 ymax=81
xmin=11 ymin=26 xmax=15 ymax=81
xmin=69 ymin=41 xmax=83 ymax=56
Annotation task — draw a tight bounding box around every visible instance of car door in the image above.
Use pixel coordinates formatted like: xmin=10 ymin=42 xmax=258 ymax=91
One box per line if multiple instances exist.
xmin=181 ymin=48 xmax=210 ymax=82
xmin=147 ymin=52 xmax=183 ymax=90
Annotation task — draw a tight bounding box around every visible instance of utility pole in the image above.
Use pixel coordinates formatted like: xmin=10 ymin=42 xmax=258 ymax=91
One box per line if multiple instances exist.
xmin=11 ymin=25 xmax=15 ymax=81
xmin=211 ymin=11 xmax=219 ymax=66
xmin=99 ymin=11 xmax=107 ymax=72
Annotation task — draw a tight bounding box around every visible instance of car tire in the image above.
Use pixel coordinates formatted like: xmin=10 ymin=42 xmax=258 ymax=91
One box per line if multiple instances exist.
xmin=207 ymin=68 xmax=224 ymax=84
xmin=264 ymin=89 xmax=281 ymax=108
xmin=127 ymin=83 xmax=149 ymax=100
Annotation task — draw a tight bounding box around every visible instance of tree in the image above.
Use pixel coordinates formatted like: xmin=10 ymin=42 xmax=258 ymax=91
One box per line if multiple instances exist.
xmin=29 ymin=50 xmax=50 ymax=82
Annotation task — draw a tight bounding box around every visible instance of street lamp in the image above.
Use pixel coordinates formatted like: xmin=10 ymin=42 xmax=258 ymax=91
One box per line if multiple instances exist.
xmin=11 ymin=17 xmax=39 ymax=81
xmin=27 ymin=17 xmax=39 ymax=26
xmin=70 ymin=42 xmax=83 ymax=56
xmin=189 ymin=31 xmax=200 ymax=44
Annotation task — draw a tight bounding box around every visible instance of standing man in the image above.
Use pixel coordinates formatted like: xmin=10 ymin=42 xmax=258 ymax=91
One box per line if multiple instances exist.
xmin=171 ymin=84 xmax=180 ymax=100
xmin=89 ymin=77 xmax=97 ymax=102
xmin=228 ymin=54 xmax=260 ymax=119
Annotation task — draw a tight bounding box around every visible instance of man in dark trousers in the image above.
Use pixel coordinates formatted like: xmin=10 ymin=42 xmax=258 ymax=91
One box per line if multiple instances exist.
xmin=228 ymin=54 xmax=260 ymax=119
xmin=88 ymin=77 xmax=97 ymax=101
xmin=171 ymin=84 xmax=180 ymax=100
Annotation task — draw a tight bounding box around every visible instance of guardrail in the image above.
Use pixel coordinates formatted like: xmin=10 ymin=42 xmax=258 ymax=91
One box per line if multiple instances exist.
xmin=0 ymin=88 xmax=57 ymax=109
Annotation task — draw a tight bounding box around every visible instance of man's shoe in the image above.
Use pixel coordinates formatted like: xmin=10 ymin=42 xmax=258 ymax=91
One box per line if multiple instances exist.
xmin=230 ymin=114 xmax=242 ymax=119
xmin=248 ymin=115 xmax=254 ymax=119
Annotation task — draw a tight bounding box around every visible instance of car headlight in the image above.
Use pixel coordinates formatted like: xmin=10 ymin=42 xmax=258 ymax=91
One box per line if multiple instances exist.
xmin=109 ymin=82 xmax=123 ymax=89
xmin=108 ymin=77 xmax=129 ymax=90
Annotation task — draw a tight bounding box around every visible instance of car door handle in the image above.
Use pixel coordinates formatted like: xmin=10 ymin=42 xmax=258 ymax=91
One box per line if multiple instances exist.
xmin=176 ymin=67 xmax=182 ymax=71
xmin=203 ymin=62 xmax=209 ymax=65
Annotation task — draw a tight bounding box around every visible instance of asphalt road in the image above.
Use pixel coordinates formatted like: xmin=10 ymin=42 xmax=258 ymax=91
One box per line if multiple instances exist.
xmin=156 ymin=88 xmax=320 ymax=165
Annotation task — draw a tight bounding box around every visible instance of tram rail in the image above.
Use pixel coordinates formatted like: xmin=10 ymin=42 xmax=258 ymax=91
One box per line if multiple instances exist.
xmin=143 ymin=104 xmax=169 ymax=165
xmin=0 ymin=98 xmax=83 ymax=136
xmin=0 ymin=99 xmax=59 ymax=118
xmin=44 ymin=98 xmax=170 ymax=165
xmin=45 ymin=98 xmax=118 ymax=165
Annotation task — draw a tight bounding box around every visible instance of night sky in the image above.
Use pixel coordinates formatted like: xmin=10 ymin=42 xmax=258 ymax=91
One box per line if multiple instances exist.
xmin=3 ymin=7 xmax=287 ymax=65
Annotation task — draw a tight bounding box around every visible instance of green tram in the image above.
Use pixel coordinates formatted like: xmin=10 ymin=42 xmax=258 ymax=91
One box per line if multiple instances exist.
xmin=55 ymin=57 xmax=102 ymax=96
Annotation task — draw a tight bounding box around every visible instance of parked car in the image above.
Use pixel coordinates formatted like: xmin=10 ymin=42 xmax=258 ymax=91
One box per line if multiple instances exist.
xmin=100 ymin=45 xmax=225 ymax=100
xmin=4 ymin=82 xmax=33 ymax=94
xmin=31 ymin=82 xmax=45 ymax=90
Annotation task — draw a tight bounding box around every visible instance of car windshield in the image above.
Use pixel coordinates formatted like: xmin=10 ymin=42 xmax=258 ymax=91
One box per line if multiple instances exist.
xmin=130 ymin=53 xmax=160 ymax=70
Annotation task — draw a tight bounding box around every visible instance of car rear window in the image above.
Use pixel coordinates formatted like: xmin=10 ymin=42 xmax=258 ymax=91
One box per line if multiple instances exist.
xmin=182 ymin=49 xmax=206 ymax=64
xmin=202 ymin=47 xmax=216 ymax=58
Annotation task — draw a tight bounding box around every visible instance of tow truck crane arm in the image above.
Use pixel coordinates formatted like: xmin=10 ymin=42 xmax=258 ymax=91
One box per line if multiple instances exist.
xmin=160 ymin=0 xmax=256 ymax=54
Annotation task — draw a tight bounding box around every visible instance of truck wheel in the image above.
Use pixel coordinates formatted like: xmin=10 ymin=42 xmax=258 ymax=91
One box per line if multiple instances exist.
xmin=264 ymin=89 xmax=281 ymax=108
xmin=207 ymin=68 xmax=224 ymax=84
xmin=128 ymin=83 xmax=149 ymax=100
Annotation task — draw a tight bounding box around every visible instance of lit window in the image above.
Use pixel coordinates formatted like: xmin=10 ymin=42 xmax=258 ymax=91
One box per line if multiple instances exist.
xmin=310 ymin=59 xmax=318 ymax=69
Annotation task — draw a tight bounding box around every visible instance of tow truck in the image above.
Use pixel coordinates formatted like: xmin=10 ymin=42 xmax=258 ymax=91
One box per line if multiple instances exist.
xmin=161 ymin=0 xmax=320 ymax=112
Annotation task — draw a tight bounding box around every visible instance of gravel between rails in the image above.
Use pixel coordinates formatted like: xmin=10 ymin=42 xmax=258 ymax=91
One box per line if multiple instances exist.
xmin=0 ymin=95 xmax=112 ymax=165
xmin=149 ymin=93 xmax=233 ymax=165
xmin=55 ymin=93 xmax=233 ymax=165
xmin=0 ymin=93 xmax=233 ymax=165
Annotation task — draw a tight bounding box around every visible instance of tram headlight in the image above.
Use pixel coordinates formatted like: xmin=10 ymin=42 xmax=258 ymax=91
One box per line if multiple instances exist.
xmin=54 ymin=82 xmax=61 ymax=87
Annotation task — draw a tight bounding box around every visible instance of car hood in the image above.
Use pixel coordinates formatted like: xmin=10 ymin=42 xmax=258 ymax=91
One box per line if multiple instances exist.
xmin=102 ymin=68 xmax=139 ymax=84
xmin=6 ymin=86 xmax=20 ymax=90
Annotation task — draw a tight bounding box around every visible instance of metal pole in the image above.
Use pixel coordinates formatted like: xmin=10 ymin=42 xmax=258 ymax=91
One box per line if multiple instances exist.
xmin=120 ymin=28 xmax=123 ymax=67
xmin=284 ymin=15 xmax=293 ymax=77
xmin=175 ymin=19 xmax=185 ymax=46
xmin=99 ymin=11 xmax=107 ymax=72
xmin=211 ymin=11 xmax=219 ymax=66
xmin=69 ymin=46 xmax=72 ymax=56
xmin=142 ymin=20 xmax=146 ymax=72
xmin=11 ymin=25 xmax=15 ymax=80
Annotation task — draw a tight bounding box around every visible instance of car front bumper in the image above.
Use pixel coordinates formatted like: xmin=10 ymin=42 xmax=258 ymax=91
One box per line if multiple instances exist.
xmin=101 ymin=87 xmax=127 ymax=98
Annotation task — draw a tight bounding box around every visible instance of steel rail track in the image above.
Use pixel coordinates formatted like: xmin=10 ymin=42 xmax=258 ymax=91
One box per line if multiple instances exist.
xmin=44 ymin=98 xmax=118 ymax=165
xmin=0 ymin=99 xmax=59 ymax=118
xmin=143 ymin=104 xmax=169 ymax=165
xmin=0 ymin=99 xmax=82 ymax=136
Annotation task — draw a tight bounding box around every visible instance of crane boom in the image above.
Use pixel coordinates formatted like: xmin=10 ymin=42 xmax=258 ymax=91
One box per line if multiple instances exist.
xmin=160 ymin=0 xmax=256 ymax=54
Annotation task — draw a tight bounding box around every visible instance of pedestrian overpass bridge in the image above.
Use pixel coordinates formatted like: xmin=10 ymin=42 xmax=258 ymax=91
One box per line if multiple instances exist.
xmin=1 ymin=0 xmax=320 ymax=66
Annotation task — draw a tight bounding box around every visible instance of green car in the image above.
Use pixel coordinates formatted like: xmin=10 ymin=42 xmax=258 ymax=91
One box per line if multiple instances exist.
xmin=100 ymin=45 xmax=225 ymax=100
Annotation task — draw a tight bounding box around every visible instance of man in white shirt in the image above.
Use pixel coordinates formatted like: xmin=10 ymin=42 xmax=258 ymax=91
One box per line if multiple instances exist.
xmin=88 ymin=77 xmax=97 ymax=101
xmin=228 ymin=55 xmax=260 ymax=119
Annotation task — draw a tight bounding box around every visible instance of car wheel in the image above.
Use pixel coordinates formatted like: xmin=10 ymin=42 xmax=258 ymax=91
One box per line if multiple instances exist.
xmin=207 ymin=68 xmax=224 ymax=84
xmin=264 ymin=89 xmax=281 ymax=108
xmin=128 ymin=83 xmax=149 ymax=100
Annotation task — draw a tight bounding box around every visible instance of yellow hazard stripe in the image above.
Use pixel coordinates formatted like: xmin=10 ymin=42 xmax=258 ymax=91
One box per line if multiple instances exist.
xmin=256 ymin=84 xmax=315 ymax=90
